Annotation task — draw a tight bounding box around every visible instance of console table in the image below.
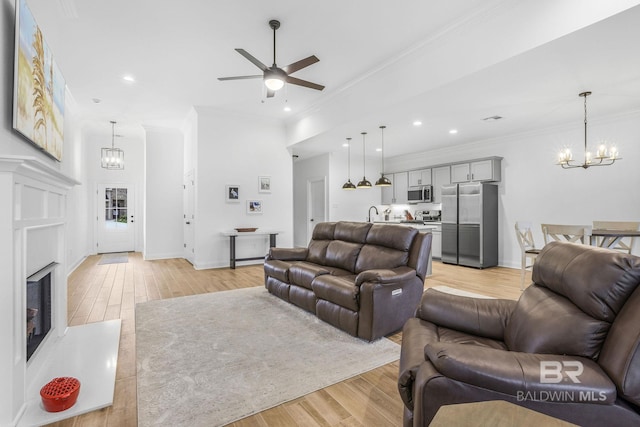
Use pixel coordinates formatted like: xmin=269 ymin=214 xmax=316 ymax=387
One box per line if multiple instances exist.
xmin=221 ymin=230 xmax=280 ymax=269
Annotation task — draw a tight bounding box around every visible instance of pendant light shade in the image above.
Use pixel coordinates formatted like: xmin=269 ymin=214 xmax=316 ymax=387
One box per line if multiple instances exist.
xmin=342 ymin=137 xmax=356 ymax=190
xmin=357 ymin=132 xmax=372 ymax=189
xmin=375 ymin=125 xmax=392 ymax=186
xmin=101 ymin=121 xmax=125 ymax=170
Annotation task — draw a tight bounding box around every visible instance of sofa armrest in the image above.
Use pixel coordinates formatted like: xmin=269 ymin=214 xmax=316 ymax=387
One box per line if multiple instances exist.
xmin=425 ymin=342 xmax=617 ymax=404
xmin=355 ymin=266 xmax=416 ymax=286
xmin=416 ymin=288 xmax=516 ymax=340
xmin=267 ymin=247 xmax=307 ymax=261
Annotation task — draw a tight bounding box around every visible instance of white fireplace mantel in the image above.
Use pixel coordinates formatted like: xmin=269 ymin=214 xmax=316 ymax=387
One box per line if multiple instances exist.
xmin=0 ymin=156 xmax=120 ymax=427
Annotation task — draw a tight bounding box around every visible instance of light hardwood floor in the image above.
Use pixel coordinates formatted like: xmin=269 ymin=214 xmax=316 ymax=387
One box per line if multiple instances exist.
xmin=46 ymin=254 xmax=524 ymax=427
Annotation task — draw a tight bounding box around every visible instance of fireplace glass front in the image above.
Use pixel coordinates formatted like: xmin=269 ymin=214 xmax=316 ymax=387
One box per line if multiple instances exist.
xmin=26 ymin=263 xmax=55 ymax=361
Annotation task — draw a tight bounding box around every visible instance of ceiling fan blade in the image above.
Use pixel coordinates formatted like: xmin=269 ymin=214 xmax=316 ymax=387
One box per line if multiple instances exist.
xmin=266 ymin=89 xmax=275 ymax=98
xmin=217 ymin=75 xmax=262 ymax=81
xmin=235 ymin=48 xmax=268 ymax=71
xmin=283 ymin=55 xmax=319 ymax=74
xmin=285 ymin=76 xmax=325 ymax=91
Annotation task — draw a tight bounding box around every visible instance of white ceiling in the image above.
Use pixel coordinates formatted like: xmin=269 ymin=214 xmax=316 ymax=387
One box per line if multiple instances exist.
xmin=25 ymin=0 xmax=640 ymax=159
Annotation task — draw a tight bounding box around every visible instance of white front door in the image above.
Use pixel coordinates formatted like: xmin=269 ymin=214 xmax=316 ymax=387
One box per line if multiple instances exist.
xmin=307 ymin=178 xmax=326 ymax=243
xmin=96 ymin=184 xmax=135 ymax=253
xmin=183 ymin=170 xmax=195 ymax=264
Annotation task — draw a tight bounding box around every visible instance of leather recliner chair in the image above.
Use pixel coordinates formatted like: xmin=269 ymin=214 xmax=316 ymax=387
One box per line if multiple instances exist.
xmin=398 ymin=241 xmax=640 ymax=426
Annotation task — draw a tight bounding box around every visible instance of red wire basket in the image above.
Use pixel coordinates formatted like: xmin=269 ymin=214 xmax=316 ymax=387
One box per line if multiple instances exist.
xmin=40 ymin=377 xmax=81 ymax=412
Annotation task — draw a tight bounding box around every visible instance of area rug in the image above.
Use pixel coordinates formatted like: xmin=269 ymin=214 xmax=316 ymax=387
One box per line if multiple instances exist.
xmin=98 ymin=252 xmax=128 ymax=265
xmin=431 ymin=285 xmax=494 ymax=299
xmin=135 ymin=286 xmax=400 ymax=427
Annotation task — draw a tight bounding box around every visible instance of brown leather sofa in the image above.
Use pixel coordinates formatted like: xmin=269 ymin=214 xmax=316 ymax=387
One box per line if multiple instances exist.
xmin=264 ymin=221 xmax=432 ymax=341
xmin=398 ymin=241 xmax=640 ymax=426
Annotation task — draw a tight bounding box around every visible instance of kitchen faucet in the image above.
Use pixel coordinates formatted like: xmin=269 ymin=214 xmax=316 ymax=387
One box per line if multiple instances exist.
xmin=367 ymin=206 xmax=379 ymax=223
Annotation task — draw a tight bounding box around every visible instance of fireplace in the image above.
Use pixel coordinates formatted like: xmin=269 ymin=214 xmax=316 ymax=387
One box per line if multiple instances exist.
xmin=26 ymin=263 xmax=57 ymax=361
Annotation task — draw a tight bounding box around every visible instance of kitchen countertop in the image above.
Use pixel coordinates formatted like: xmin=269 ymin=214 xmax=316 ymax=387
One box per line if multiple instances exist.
xmin=374 ymin=221 xmax=441 ymax=230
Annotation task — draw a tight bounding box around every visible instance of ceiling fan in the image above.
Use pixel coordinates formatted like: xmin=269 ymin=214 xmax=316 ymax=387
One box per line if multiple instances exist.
xmin=218 ymin=20 xmax=325 ymax=98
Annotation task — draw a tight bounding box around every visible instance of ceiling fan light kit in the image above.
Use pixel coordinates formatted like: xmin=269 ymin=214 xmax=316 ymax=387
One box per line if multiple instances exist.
xmin=558 ymin=91 xmax=621 ymax=169
xmin=218 ymin=19 xmax=324 ymax=98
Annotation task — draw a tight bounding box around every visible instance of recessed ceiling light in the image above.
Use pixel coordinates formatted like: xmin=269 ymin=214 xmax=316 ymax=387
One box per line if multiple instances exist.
xmin=483 ymin=115 xmax=503 ymax=121
xmin=283 ymin=106 xmax=291 ymax=112
xmin=342 ymin=143 xmax=349 ymax=147
xmin=449 ymin=129 xmax=458 ymax=134
xmin=413 ymin=120 xmax=422 ymax=126
xmin=123 ymin=75 xmax=135 ymax=83
xmin=376 ymin=148 xmax=382 ymax=152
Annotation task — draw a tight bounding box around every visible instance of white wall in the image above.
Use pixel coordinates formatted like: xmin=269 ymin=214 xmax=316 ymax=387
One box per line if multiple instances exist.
xmin=193 ymin=107 xmax=293 ymax=269
xmin=385 ymin=112 xmax=640 ymax=268
xmin=292 ymin=150 xmax=384 ymax=246
xmin=83 ymin=125 xmax=145 ymax=253
xmin=143 ymin=126 xmax=185 ymax=260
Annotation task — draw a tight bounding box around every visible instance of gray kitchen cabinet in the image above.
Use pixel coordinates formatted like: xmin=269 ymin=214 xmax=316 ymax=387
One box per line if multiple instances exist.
xmin=381 ymin=171 xmax=408 ymax=204
xmin=408 ymin=168 xmax=431 ymax=187
xmin=451 ymin=158 xmax=502 ymax=183
xmin=432 ymin=166 xmax=451 ymax=203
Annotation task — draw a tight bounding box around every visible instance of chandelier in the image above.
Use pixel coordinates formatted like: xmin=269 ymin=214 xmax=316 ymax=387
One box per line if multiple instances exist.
xmin=558 ymin=91 xmax=621 ymax=169
xmin=101 ymin=121 xmax=124 ymax=169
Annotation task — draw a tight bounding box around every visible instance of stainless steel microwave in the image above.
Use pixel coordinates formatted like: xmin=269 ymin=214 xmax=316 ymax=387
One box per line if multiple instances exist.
xmin=407 ymin=185 xmax=433 ymax=203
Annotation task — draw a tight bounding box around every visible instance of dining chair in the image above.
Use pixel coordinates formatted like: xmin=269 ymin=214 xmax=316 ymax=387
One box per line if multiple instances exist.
xmin=541 ymin=223 xmax=592 ymax=245
xmin=514 ymin=221 xmax=542 ymax=290
xmin=593 ymin=221 xmax=640 ymax=254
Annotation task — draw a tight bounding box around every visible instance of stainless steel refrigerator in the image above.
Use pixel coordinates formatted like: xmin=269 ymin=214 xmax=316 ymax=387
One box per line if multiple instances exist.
xmin=441 ymin=182 xmax=498 ymax=268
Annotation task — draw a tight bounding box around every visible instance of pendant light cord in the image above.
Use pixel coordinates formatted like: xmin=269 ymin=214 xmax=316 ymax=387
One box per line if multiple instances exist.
xmin=361 ymin=132 xmax=367 ymax=177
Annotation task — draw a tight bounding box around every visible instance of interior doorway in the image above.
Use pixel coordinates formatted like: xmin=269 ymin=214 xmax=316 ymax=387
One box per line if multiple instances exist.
xmin=307 ymin=177 xmax=327 ymax=243
xmin=96 ymin=184 xmax=135 ymax=253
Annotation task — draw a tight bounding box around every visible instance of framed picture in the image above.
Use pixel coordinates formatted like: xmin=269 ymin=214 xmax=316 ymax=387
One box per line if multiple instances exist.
xmin=247 ymin=200 xmax=263 ymax=214
xmin=258 ymin=176 xmax=271 ymax=193
xmin=225 ymin=185 xmax=240 ymax=202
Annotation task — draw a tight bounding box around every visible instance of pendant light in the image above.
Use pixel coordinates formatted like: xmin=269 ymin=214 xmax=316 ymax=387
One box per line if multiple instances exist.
xmin=357 ymin=132 xmax=372 ymax=189
xmin=557 ymin=91 xmax=621 ymax=169
xmin=342 ymin=137 xmax=356 ymax=190
xmin=375 ymin=125 xmax=392 ymax=186
xmin=101 ymin=121 xmax=125 ymax=169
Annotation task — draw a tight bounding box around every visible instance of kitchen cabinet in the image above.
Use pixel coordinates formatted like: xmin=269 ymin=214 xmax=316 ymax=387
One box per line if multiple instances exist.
xmin=432 ymin=166 xmax=451 ymax=203
xmin=408 ymin=169 xmax=431 ymax=187
xmin=381 ymin=171 xmax=408 ymax=204
xmin=431 ymin=228 xmax=442 ymax=259
xmin=451 ymin=158 xmax=501 ymax=183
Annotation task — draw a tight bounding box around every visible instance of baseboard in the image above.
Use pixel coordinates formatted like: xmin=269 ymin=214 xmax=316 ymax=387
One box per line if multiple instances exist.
xmin=143 ymin=252 xmax=184 ymax=261
xmin=67 ymin=255 xmax=87 ymax=276
xmin=193 ymin=259 xmax=264 ymax=270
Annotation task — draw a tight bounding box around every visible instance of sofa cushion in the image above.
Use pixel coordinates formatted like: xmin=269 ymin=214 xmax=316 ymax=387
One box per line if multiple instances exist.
xmin=263 ymin=259 xmax=294 ymax=283
xmin=355 ymin=245 xmax=409 ymax=273
xmin=533 ymin=241 xmax=640 ymax=322
xmin=307 ymin=240 xmax=331 ymax=265
xmin=325 ymin=240 xmax=362 ymax=272
xmin=289 ymin=262 xmax=329 ymax=290
xmin=504 ymin=285 xmax=610 ymax=359
xmin=366 ymin=224 xmax=417 ymax=251
xmin=334 ymin=221 xmax=372 ymax=244
xmin=312 ymin=222 xmax=336 ymax=240
xmin=312 ymin=274 xmax=359 ymax=311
